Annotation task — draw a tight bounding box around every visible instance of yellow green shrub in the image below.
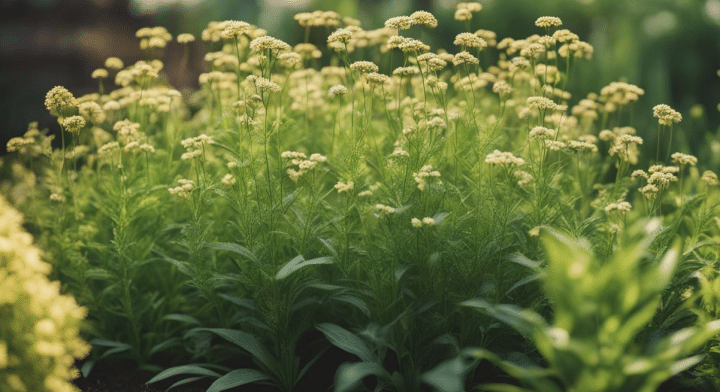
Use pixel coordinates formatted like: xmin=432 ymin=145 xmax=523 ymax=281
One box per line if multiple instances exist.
xmin=0 ymin=195 xmax=89 ymax=392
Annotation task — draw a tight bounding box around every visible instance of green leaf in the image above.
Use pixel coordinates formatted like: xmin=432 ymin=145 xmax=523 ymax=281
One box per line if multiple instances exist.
xmin=332 ymin=294 xmax=371 ymax=317
xmin=461 ymin=299 xmax=546 ymax=336
xmin=85 ymin=268 xmax=115 ymax=280
xmin=205 ymin=242 xmax=259 ymax=264
xmin=147 ymin=365 xmax=222 ymax=384
xmin=166 ymin=376 xmax=206 ymax=390
xmin=149 ymin=338 xmax=183 ymax=356
xmin=197 ymin=328 xmax=279 ymax=374
xmin=89 ymin=338 xmax=133 ymax=349
xmin=162 ymin=314 xmax=202 ymax=326
xmin=334 ymin=362 xmax=388 ymax=392
xmin=421 ymin=357 xmax=465 ymax=392
xmin=317 ymin=323 xmax=374 ymax=363
xmin=206 ymin=369 xmax=271 ymax=392
xmin=276 ymin=255 xmax=334 ymax=280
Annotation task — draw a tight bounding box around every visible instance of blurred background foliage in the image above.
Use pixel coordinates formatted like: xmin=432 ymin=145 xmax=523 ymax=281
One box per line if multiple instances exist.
xmin=1 ymin=0 xmax=720 ymax=166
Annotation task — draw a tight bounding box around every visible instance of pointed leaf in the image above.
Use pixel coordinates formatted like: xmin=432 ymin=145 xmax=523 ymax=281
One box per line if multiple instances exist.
xmin=205 ymin=242 xmax=259 ymax=264
xmin=167 ymin=376 xmax=206 ymax=390
xmin=207 ymin=369 xmax=271 ymax=392
xmin=162 ymin=314 xmax=201 ymax=326
xmin=333 ymin=294 xmax=371 ymax=317
xmin=198 ymin=328 xmax=279 ymax=374
xmin=147 ymin=365 xmax=221 ymax=384
xmin=421 ymin=357 xmax=465 ymax=392
xmin=335 ymin=362 xmax=388 ymax=392
xmin=317 ymin=323 xmax=374 ymax=363
xmin=276 ymin=255 xmax=334 ymax=280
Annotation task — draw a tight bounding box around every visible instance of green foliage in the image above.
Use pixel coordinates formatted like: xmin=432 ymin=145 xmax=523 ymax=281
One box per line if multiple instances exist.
xmin=2 ymin=3 xmax=720 ymax=392
xmin=458 ymin=221 xmax=720 ymax=392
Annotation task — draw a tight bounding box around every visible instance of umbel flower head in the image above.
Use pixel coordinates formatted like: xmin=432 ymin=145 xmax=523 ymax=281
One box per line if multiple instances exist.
xmin=45 ymin=86 xmax=76 ymax=117
xmin=410 ymin=11 xmax=437 ymax=28
xmin=62 ymin=116 xmax=86 ymax=134
xmin=535 ymin=16 xmax=562 ymax=28
xmin=653 ymin=104 xmax=682 ymax=126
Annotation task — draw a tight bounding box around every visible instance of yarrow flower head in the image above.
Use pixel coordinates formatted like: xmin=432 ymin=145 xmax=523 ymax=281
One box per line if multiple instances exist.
xmin=529 ymin=126 xmax=556 ymax=141
xmin=91 ymin=68 xmax=108 ymax=79
xmin=410 ymin=11 xmax=438 ymax=28
xmin=177 ymin=33 xmax=195 ymax=43
xmin=535 ymin=16 xmax=562 ymax=29
xmin=653 ymin=104 xmax=682 ymax=126
xmin=105 ymin=57 xmax=124 ymax=69
xmin=334 ymin=181 xmax=354 ymax=193
xmin=168 ymin=179 xmax=195 ymax=199
xmin=701 ymin=170 xmax=718 ymax=185
xmin=350 ymin=61 xmax=379 ymax=74
xmin=413 ymin=164 xmax=441 ymax=191
xmin=329 ymin=84 xmax=349 ymax=97
xmin=327 ymin=28 xmax=353 ymax=46
xmin=670 ymin=152 xmax=697 ymax=166
xmin=45 ymin=86 xmax=76 ymax=116
xmin=62 ymin=116 xmax=86 ymax=134
xmin=250 ymin=35 xmax=291 ymax=54
xmin=78 ymin=101 xmax=106 ymax=123
xmin=454 ymin=32 xmax=487 ymax=49
xmin=221 ymin=20 xmax=250 ymax=39
xmin=527 ymin=96 xmax=565 ymax=111
xmin=248 ymin=75 xmax=282 ymax=93
xmin=453 ymin=51 xmax=479 ymax=66
xmin=385 ymin=16 xmax=412 ymax=30
xmin=485 ymin=150 xmax=525 ymax=166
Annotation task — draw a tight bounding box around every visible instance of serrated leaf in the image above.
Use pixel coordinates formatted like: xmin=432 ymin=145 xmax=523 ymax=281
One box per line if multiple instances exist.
xmin=207 ymin=369 xmax=271 ymax=392
xmin=317 ymin=323 xmax=374 ymax=363
xmin=147 ymin=365 xmax=221 ymax=384
xmin=276 ymin=255 xmax=334 ymax=280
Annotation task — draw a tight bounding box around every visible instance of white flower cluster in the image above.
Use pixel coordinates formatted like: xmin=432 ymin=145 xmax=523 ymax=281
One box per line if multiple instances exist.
xmin=413 ymin=164 xmax=441 ymax=191
xmin=168 ymin=179 xmax=195 ymax=199
xmin=181 ymin=134 xmax=213 ymax=160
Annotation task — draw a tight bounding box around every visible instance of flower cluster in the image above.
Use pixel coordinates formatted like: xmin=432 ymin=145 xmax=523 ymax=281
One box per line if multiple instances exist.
xmin=181 ymin=134 xmax=213 ymax=160
xmin=653 ymin=104 xmax=682 ymax=126
xmin=135 ymin=26 xmax=173 ymax=49
xmin=282 ymin=151 xmax=327 ymax=182
xmin=168 ymin=179 xmax=195 ymax=199
xmin=485 ymin=150 xmax=525 ymax=166
xmin=0 ymin=195 xmax=89 ymax=392
xmin=412 ymin=164 xmax=441 ymax=191
xmin=411 ymin=217 xmax=436 ymax=228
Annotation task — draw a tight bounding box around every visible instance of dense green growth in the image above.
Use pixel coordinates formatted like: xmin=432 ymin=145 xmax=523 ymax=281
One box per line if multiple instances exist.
xmin=3 ymin=3 xmax=720 ymax=391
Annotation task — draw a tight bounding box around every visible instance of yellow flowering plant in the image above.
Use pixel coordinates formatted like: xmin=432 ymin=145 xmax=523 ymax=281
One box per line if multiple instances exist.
xmin=2 ymin=5 xmax=720 ymax=392
xmin=0 ymin=195 xmax=89 ymax=392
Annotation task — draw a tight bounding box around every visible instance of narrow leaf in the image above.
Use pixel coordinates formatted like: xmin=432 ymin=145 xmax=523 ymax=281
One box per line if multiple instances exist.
xmin=205 ymin=242 xmax=259 ymax=264
xmin=198 ymin=328 xmax=279 ymax=374
xmin=147 ymin=365 xmax=221 ymax=384
xmin=317 ymin=323 xmax=374 ymax=363
xmin=276 ymin=255 xmax=334 ymax=280
xmin=207 ymin=369 xmax=271 ymax=392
